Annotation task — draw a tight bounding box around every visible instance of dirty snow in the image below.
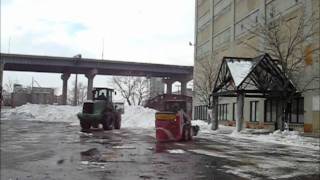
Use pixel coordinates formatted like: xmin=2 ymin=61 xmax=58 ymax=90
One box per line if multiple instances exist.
xmin=1 ymin=104 xmax=319 ymax=179
xmin=190 ymin=121 xmax=320 ymax=180
xmin=230 ymin=129 xmax=320 ymax=150
xmin=167 ymin=149 xmax=185 ymax=154
xmin=121 ymin=106 xmax=156 ymax=128
xmin=1 ymin=103 xmax=81 ymax=125
xmin=193 ymin=120 xmax=320 ymax=150
xmin=1 ymin=104 xmax=156 ymax=128
xmin=2 ymin=104 xmax=318 ymax=150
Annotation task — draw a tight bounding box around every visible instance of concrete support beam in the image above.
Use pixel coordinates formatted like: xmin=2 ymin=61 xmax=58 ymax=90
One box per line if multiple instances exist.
xmin=236 ymin=93 xmax=245 ymax=132
xmin=163 ymin=76 xmax=192 ymax=95
xmin=211 ymin=96 xmax=219 ymax=130
xmin=85 ymin=69 xmax=98 ymax=100
xmin=0 ymin=60 xmax=4 ymax=119
xmin=162 ymin=78 xmax=175 ymax=94
xmin=61 ymin=73 xmax=70 ymax=105
xmin=180 ymin=80 xmax=187 ymax=96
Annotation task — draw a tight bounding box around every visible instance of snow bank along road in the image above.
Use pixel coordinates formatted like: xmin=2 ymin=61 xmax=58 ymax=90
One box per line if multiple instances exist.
xmin=1 ymin=104 xmax=319 ymax=180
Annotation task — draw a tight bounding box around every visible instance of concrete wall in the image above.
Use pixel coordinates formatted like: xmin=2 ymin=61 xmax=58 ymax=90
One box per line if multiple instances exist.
xmin=12 ymin=93 xmax=30 ymax=107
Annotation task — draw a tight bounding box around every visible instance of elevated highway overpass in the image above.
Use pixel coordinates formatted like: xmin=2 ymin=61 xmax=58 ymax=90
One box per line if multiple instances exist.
xmin=0 ymin=53 xmax=193 ymax=104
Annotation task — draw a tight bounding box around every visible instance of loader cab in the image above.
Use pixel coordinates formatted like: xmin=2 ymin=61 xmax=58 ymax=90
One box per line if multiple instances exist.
xmin=164 ymin=100 xmax=187 ymax=113
xmin=92 ymin=88 xmax=114 ymax=102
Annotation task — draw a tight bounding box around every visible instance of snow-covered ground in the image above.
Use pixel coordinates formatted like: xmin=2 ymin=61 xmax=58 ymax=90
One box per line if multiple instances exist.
xmin=1 ymin=104 xmax=319 ymax=150
xmin=1 ymin=104 xmax=319 ymax=179
xmin=193 ymin=120 xmax=320 ymax=150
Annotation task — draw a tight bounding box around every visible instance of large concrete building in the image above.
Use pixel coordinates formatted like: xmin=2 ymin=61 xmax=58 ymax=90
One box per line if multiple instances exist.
xmin=11 ymin=84 xmax=55 ymax=107
xmin=194 ymin=0 xmax=319 ymax=133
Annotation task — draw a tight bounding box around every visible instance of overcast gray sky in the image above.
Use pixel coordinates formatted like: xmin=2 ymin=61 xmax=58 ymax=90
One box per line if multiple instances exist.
xmin=1 ymin=0 xmax=195 ymax=94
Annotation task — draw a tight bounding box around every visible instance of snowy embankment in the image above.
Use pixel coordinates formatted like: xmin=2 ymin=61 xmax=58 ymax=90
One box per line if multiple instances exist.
xmin=1 ymin=104 xmax=81 ymax=125
xmin=1 ymin=103 xmax=156 ymax=128
xmin=193 ymin=120 xmax=320 ymax=150
xmin=1 ymin=104 xmax=319 ymax=149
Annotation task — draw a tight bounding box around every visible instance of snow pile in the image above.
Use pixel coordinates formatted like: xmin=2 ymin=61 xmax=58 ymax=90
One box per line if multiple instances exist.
xmin=192 ymin=120 xmax=234 ymax=134
xmin=230 ymin=129 xmax=320 ymax=150
xmin=1 ymin=104 xmax=157 ymax=128
xmin=192 ymin=120 xmax=319 ymax=150
xmin=121 ymin=106 xmax=156 ymax=128
xmin=1 ymin=103 xmax=81 ymax=125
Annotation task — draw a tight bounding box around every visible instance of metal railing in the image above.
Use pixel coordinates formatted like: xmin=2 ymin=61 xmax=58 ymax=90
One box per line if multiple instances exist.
xmin=194 ymin=105 xmax=208 ymax=121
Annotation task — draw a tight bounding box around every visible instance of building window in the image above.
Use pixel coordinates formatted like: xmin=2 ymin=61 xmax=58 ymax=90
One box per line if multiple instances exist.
xmin=266 ymin=0 xmax=302 ymax=22
xmin=250 ymin=101 xmax=258 ymax=122
xmin=218 ymin=104 xmax=228 ymax=121
xmin=214 ymin=0 xmax=231 ymax=20
xmin=235 ymin=9 xmax=260 ymax=37
xmin=197 ymin=11 xmax=211 ymax=31
xmin=289 ymin=98 xmax=304 ymax=124
xmin=264 ymin=98 xmax=304 ymax=124
xmin=232 ymin=102 xmax=236 ymax=121
xmin=196 ymin=40 xmax=210 ymax=59
xmin=213 ymin=28 xmax=231 ymax=47
xmin=265 ymin=99 xmax=280 ymax=122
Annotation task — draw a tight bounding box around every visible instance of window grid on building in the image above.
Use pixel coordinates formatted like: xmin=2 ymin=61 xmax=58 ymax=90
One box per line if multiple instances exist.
xmin=214 ymin=0 xmax=231 ymax=20
xmin=218 ymin=104 xmax=228 ymax=121
xmin=197 ymin=40 xmax=210 ymax=59
xmin=250 ymin=101 xmax=258 ymax=122
xmin=235 ymin=9 xmax=260 ymax=37
xmin=213 ymin=28 xmax=231 ymax=48
xmin=266 ymin=0 xmax=302 ymax=22
xmin=232 ymin=102 xmax=236 ymax=121
xmin=264 ymin=98 xmax=304 ymax=124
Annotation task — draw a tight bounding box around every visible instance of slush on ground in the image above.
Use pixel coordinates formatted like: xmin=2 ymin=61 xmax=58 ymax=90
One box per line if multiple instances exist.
xmin=1 ymin=104 xmax=319 ymax=180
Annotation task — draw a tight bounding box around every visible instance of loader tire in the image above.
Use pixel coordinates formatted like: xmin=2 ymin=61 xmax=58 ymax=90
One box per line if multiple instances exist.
xmin=114 ymin=113 xmax=121 ymax=129
xmin=80 ymin=120 xmax=91 ymax=132
xmin=102 ymin=113 xmax=114 ymax=130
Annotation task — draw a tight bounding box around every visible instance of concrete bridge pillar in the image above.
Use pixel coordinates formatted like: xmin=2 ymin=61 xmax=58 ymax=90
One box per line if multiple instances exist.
xmin=180 ymin=80 xmax=187 ymax=96
xmin=61 ymin=73 xmax=70 ymax=105
xmin=162 ymin=78 xmax=175 ymax=94
xmin=86 ymin=69 xmax=98 ymax=100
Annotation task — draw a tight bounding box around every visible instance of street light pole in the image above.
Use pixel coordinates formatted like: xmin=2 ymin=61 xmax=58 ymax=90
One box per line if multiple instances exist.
xmin=73 ymin=54 xmax=81 ymax=106
xmin=0 ymin=59 xmax=4 ymax=119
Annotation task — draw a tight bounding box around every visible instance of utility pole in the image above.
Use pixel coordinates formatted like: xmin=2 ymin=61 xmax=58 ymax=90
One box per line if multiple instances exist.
xmin=0 ymin=59 xmax=4 ymax=119
xmin=73 ymin=54 xmax=81 ymax=106
xmin=74 ymin=74 xmax=78 ymax=106
xmin=101 ymin=38 xmax=104 ymax=60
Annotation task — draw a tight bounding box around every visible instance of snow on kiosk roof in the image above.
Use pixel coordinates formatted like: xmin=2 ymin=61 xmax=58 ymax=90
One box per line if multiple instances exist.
xmin=212 ymin=54 xmax=298 ymax=98
xmin=226 ymin=58 xmax=254 ymax=87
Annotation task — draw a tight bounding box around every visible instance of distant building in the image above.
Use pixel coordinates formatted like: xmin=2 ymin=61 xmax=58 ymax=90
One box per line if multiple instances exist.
xmin=11 ymin=84 xmax=55 ymax=107
xmin=31 ymin=87 xmax=54 ymax=104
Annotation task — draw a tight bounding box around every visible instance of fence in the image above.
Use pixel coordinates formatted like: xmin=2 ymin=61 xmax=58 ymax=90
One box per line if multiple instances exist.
xmin=194 ymin=105 xmax=209 ymax=121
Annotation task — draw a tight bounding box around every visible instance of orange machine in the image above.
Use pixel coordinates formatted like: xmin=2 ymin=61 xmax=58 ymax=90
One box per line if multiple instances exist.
xmin=154 ymin=97 xmax=199 ymax=142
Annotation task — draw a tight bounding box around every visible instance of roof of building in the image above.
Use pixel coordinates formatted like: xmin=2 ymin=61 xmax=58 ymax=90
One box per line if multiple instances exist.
xmin=212 ymin=54 xmax=298 ymax=98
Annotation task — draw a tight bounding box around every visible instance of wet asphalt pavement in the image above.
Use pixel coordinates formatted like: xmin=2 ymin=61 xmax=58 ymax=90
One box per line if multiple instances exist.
xmin=1 ymin=120 xmax=319 ymax=180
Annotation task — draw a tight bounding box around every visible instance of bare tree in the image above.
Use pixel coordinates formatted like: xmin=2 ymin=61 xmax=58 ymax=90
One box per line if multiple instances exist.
xmin=68 ymin=81 xmax=87 ymax=105
xmin=112 ymin=76 xmax=136 ymax=105
xmin=243 ymin=4 xmax=319 ymax=90
xmin=112 ymin=75 xmax=149 ymax=106
xmin=133 ymin=77 xmax=149 ymax=106
xmin=242 ymin=3 xmax=320 ymax=129
xmin=78 ymin=82 xmax=87 ymax=104
xmin=194 ymin=58 xmax=218 ymax=105
xmin=4 ymin=79 xmax=18 ymax=93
